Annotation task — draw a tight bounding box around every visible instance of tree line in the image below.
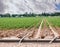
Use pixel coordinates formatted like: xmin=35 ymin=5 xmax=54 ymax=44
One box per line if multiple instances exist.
xmin=0 ymin=12 xmax=60 ymax=17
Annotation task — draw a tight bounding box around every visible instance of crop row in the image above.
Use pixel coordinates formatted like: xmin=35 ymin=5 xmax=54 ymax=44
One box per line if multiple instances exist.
xmin=0 ymin=17 xmax=42 ymax=29
xmin=47 ymin=17 xmax=60 ymax=27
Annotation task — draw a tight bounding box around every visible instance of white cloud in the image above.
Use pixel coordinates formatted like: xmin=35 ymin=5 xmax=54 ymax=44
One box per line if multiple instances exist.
xmin=3 ymin=0 xmax=60 ymax=14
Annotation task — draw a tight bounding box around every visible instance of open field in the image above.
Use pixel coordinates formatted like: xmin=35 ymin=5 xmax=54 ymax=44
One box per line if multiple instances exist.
xmin=0 ymin=17 xmax=42 ymax=38
xmin=47 ymin=17 xmax=60 ymax=27
xmin=0 ymin=17 xmax=42 ymax=30
xmin=0 ymin=17 xmax=60 ymax=47
xmin=0 ymin=17 xmax=59 ymax=38
xmin=46 ymin=17 xmax=60 ymax=36
xmin=0 ymin=17 xmax=60 ymax=38
xmin=0 ymin=17 xmax=60 ymax=30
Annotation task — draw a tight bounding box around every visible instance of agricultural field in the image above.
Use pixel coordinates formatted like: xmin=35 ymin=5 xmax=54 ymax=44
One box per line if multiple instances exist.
xmin=46 ymin=17 xmax=60 ymax=35
xmin=0 ymin=17 xmax=60 ymax=39
xmin=47 ymin=17 xmax=60 ymax=27
xmin=0 ymin=17 xmax=42 ymax=30
xmin=0 ymin=17 xmax=60 ymax=30
xmin=0 ymin=17 xmax=42 ymax=38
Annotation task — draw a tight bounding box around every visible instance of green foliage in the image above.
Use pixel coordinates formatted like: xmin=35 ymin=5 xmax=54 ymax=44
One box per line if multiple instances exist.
xmin=47 ymin=17 xmax=60 ymax=27
xmin=0 ymin=12 xmax=60 ymax=17
xmin=0 ymin=17 xmax=42 ymax=29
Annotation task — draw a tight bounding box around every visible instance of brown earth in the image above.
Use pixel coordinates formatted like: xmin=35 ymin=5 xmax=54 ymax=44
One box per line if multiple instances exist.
xmin=51 ymin=26 xmax=60 ymax=38
xmin=0 ymin=28 xmax=27 ymax=38
xmin=40 ymin=20 xmax=55 ymax=39
xmin=0 ymin=28 xmax=38 ymax=39
xmin=54 ymin=27 xmax=60 ymax=35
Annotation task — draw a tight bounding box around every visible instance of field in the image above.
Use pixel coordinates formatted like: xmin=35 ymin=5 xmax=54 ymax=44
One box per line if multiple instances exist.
xmin=47 ymin=17 xmax=60 ymax=27
xmin=0 ymin=17 xmax=60 ymax=39
xmin=0 ymin=17 xmax=60 ymax=30
xmin=0 ymin=17 xmax=42 ymax=30
xmin=0 ymin=17 xmax=60 ymax=47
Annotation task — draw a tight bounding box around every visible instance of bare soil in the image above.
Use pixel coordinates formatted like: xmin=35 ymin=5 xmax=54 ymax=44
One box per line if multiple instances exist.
xmin=40 ymin=20 xmax=55 ymax=39
xmin=54 ymin=27 xmax=60 ymax=35
xmin=0 ymin=28 xmax=38 ymax=39
xmin=0 ymin=28 xmax=27 ymax=38
xmin=52 ymin=26 xmax=60 ymax=38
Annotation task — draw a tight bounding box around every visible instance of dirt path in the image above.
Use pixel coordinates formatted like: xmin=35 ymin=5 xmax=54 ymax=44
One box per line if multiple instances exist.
xmin=34 ymin=20 xmax=43 ymax=39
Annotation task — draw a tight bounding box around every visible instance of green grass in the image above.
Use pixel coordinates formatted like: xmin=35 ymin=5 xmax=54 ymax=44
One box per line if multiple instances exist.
xmin=0 ymin=17 xmax=42 ymax=29
xmin=47 ymin=16 xmax=60 ymax=27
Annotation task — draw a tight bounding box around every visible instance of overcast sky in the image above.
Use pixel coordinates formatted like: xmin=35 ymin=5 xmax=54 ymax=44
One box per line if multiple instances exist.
xmin=0 ymin=0 xmax=60 ymax=14
xmin=0 ymin=0 xmax=5 ymax=14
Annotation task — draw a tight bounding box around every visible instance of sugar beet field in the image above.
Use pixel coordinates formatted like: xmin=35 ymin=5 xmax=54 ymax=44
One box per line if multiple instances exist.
xmin=0 ymin=17 xmax=60 ymax=47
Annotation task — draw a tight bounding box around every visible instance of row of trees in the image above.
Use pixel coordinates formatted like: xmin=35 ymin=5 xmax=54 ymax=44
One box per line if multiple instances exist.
xmin=0 ymin=12 xmax=60 ymax=17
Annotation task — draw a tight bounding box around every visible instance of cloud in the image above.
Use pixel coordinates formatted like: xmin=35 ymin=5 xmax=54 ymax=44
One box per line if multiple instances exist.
xmin=2 ymin=0 xmax=60 ymax=14
xmin=0 ymin=0 xmax=5 ymax=14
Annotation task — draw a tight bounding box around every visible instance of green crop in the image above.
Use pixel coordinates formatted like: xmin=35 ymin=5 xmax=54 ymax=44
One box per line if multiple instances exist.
xmin=47 ymin=16 xmax=60 ymax=27
xmin=0 ymin=17 xmax=42 ymax=30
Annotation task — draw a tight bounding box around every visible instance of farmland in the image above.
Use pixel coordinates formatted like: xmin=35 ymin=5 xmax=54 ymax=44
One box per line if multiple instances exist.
xmin=0 ymin=17 xmax=42 ymax=30
xmin=0 ymin=17 xmax=60 ymax=47
xmin=0 ymin=17 xmax=60 ymax=30
xmin=0 ymin=17 xmax=60 ymax=39
xmin=47 ymin=17 xmax=60 ymax=27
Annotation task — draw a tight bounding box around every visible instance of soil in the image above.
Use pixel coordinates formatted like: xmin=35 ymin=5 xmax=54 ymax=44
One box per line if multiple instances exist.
xmin=0 ymin=28 xmax=27 ymax=38
xmin=40 ymin=20 xmax=55 ymax=39
xmin=54 ymin=27 xmax=60 ymax=34
xmin=52 ymin=26 xmax=60 ymax=38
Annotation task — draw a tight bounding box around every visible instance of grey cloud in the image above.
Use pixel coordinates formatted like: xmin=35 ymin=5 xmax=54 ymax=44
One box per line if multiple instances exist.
xmin=1 ymin=0 xmax=60 ymax=14
xmin=0 ymin=0 xmax=5 ymax=14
